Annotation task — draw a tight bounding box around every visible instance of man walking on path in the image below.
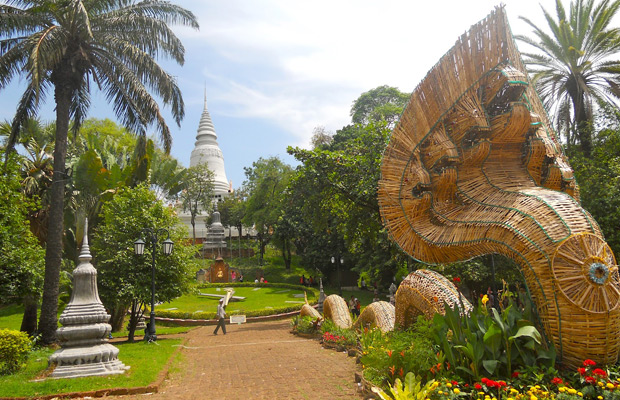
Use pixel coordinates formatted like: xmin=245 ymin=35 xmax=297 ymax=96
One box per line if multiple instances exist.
xmin=213 ymin=298 xmax=227 ymax=335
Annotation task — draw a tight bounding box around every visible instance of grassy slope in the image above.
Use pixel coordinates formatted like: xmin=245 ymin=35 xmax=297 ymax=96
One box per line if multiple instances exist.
xmin=0 ymin=339 xmax=182 ymax=398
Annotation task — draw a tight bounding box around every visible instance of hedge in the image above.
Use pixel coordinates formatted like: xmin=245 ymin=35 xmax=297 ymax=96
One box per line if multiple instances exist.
xmin=0 ymin=329 xmax=31 ymax=375
xmin=196 ymin=282 xmax=319 ymax=299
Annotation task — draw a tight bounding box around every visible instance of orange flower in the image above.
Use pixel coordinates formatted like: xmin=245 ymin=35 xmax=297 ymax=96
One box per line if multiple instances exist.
xmin=387 ymin=350 xmax=393 ymax=357
xmin=400 ymin=350 xmax=405 ymax=357
xmin=399 ymin=368 xmax=404 ymax=376
xmin=389 ymin=365 xmax=395 ymax=375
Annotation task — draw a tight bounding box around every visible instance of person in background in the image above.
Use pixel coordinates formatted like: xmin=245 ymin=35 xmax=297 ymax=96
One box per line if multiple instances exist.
xmin=349 ymin=295 xmax=356 ymax=316
xmin=213 ymin=299 xmax=227 ymax=335
xmin=355 ymin=298 xmax=361 ymax=316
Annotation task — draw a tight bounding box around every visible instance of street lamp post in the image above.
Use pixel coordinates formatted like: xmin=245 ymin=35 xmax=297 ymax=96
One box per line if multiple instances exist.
xmin=134 ymin=228 xmax=173 ymax=342
xmin=331 ymin=256 xmax=344 ymax=296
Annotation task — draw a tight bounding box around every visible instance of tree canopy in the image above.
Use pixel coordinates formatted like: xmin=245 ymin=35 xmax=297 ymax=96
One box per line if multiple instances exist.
xmin=517 ymin=0 xmax=620 ymax=156
xmin=92 ymin=183 xmax=196 ymax=341
xmin=0 ymin=0 xmax=198 ymax=343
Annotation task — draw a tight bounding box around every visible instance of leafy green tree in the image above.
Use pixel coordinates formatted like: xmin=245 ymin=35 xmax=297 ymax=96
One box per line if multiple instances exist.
xmin=179 ymin=163 xmax=215 ymax=245
xmin=288 ymin=85 xmax=412 ymax=285
xmin=0 ymin=0 xmax=198 ymax=343
xmin=0 ymin=150 xmax=45 ymax=335
xmin=517 ymin=0 xmax=620 ymax=157
xmin=350 ymin=85 xmax=410 ymax=128
xmin=571 ymin=105 xmax=620 ymax=255
xmin=218 ymin=190 xmax=247 ymax=238
xmin=242 ymin=157 xmax=294 ymax=266
xmin=92 ymin=184 xmax=196 ymax=341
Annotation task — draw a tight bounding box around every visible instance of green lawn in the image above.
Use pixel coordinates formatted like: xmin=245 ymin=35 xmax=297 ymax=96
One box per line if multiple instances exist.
xmin=0 ymin=304 xmax=25 ymax=331
xmin=0 ymin=338 xmax=182 ymax=398
xmin=162 ymin=286 xmax=311 ymax=315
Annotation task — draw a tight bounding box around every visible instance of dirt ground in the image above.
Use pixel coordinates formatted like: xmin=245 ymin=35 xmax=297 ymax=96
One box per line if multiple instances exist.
xmin=117 ymin=319 xmax=364 ymax=400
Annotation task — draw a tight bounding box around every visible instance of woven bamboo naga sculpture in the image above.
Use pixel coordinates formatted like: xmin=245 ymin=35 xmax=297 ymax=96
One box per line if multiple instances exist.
xmin=354 ymin=301 xmax=395 ymax=333
xmin=395 ymin=270 xmax=472 ymax=328
xmin=323 ymin=295 xmax=353 ymax=329
xmin=378 ymin=7 xmax=620 ymax=367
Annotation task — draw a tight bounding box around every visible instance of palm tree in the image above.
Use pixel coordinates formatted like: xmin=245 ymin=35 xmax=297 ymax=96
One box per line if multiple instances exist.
xmin=0 ymin=0 xmax=198 ymax=344
xmin=517 ymin=0 xmax=620 ymax=157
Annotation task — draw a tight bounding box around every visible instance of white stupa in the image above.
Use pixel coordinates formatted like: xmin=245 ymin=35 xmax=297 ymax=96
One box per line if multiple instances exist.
xmin=190 ymin=90 xmax=231 ymax=201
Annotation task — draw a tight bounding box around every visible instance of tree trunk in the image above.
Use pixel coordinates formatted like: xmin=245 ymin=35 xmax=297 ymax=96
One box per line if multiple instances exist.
xmin=110 ymin=303 xmax=128 ymax=332
xmin=127 ymin=300 xmax=142 ymax=343
xmin=20 ymin=294 xmax=38 ymax=335
xmin=286 ymin=239 xmax=292 ymax=270
xmin=573 ymin=90 xmax=592 ymax=157
xmin=191 ymin=213 xmax=196 ymax=246
xmin=39 ymin=82 xmax=71 ymax=345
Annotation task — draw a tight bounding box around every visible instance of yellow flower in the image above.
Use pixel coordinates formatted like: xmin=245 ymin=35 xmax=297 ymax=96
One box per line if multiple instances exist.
xmin=607 ymin=383 xmax=615 ymax=389
xmin=447 ymin=383 xmax=453 ymax=388
xmin=478 ymin=392 xmax=485 ymax=396
xmin=559 ymin=387 xmax=566 ymax=393
xmin=508 ymin=398 xmax=515 ymax=400
xmin=598 ymin=397 xmax=603 ymax=400
xmin=454 ymin=388 xmax=460 ymax=394
xmin=511 ymin=389 xmax=519 ymax=394
xmin=535 ymin=386 xmax=541 ymax=389
xmin=482 ymin=295 xmax=489 ymax=305
xmin=530 ymin=396 xmax=537 ymax=400
xmin=599 ymin=382 xmax=605 ymax=388
xmin=578 ymin=392 xmax=583 ymax=397
xmin=439 ymin=391 xmax=444 ymax=395
xmin=568 ymin=389 xmax=577 ymax=395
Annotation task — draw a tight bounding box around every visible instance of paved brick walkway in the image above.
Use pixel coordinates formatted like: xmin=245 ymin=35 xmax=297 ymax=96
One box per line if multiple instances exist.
xmin=120 ymin=319 xmax=363 ymax=400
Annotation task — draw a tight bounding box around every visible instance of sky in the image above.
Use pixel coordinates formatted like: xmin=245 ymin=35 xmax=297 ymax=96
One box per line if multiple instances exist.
xmin=0 ymin=0 xmax=554 ymax=189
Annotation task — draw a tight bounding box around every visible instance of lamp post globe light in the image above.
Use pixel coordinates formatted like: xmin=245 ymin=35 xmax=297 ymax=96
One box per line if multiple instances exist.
xmin=331 ymin=256 xmax=344 ymax=296
xmin=134 ymin=228 xmax=173 ymax=342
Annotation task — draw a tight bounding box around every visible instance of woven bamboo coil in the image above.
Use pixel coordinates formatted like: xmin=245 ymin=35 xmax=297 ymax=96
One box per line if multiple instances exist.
xmin=300 ymin=304 xmax=321 ymax=319
xmin=378 ymin=6 xmax=620 ymax=367
xmin=323 ymin=294 xmax=353 ymax=329
xmin=353 ymin=301 xmax=395 ymax=333
xmin=395 ymin=270 xmax=472 ymax=329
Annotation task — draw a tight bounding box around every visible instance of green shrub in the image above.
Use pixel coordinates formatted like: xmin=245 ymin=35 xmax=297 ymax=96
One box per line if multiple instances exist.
xmin=360 ymin=319 xmax=439 ymax=387
xmin=291 ymin=315 xmax=321 ymax=334
xmin=430 ymin=298 xmax=555 ymax=383
xmin=0 ymin=329 xmax=32 ymax=375
xmin=319 ymin=319 xmax=357 ymax=347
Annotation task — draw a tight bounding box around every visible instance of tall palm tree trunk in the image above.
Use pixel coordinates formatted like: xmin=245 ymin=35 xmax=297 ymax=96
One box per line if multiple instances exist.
xmin=39 ymin=83 xmax=71 ymax=344
xmin=573 ymin=94 xmax=593 ymax=157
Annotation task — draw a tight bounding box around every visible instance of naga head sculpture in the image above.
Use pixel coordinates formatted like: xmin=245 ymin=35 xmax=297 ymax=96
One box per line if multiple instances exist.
xmin=378 ymin=7 xmax=620 ymax=368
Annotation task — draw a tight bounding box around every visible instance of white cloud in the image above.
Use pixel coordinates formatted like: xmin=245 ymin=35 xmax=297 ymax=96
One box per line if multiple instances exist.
xmin=173 ymin=0 xmax=552 ymax=148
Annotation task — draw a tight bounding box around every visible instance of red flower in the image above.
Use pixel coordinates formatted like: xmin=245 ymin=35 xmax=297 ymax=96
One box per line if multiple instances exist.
xmin=474 ymin=383 xmax=483 ymax=390
xmin=592 ymin=368 xmax=607 ymax=377
xmin=512 ymin=371 xmax=520 ymax=378
xmin=481 ymin=378 xmax=489 ymax=384
xmin=451 ymin=381 xmax=459 ymax=386
xmin=578 ymin=367 xmax=586 ymax=376
xmin=400 ymin=350 xmax=405 ymax=357
xmin=453 ymin=277 xmax=461 ymax=283
xmin=585 ymin=376 xmax=597 ymax=384
xmin=387 ymin=350 xmax=393 ymax=357
xmin=498 ymin=381 xmax=507 ymax=387
xmin=446 ymin=362 xmax=450 ymax=370
xmin=399 ymin=367 xmax=404 ymax=377
xmin=551 ymin=377 xmax=563 ymax=385
xmin=583 ymin=359 xmax=597 ymax=367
